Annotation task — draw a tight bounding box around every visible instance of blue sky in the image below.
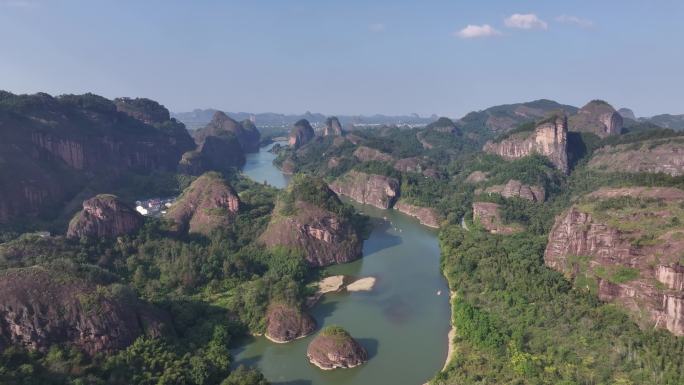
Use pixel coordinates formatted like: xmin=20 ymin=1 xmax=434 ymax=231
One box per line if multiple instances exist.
xmin=1 ymin=0 xmax=683 ymax=117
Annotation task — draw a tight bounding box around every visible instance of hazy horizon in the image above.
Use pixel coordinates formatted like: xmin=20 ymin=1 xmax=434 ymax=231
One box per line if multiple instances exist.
xmin=2 ymin=0 xmax=683 ymax=117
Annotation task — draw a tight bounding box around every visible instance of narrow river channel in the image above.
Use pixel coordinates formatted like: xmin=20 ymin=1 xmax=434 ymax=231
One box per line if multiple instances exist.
xmin=234 ymin=142 xmax=451 ymax=385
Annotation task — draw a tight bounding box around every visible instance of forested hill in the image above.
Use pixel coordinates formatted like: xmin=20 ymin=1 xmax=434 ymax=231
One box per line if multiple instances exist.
xmin=271 ymin=103 xmax=684 ymax=385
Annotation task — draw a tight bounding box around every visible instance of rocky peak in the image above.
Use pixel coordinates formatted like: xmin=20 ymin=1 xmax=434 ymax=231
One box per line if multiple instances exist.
xmin=569 ymin=100 xmax=623 ymax=137
xmin=165 ymin=172 xmax=241 ymax=236
xmin=289 ymin=119 xmax=315 ymax=148
xmin=114 ymin=97 xmax=171 ymax=125
xmin=618 ymin=108 xmax=636 ymax=120
xmin=306 ymin=326 xmax=368 ymax=370
xmin=324 ymin=116 xmax=343 ymax=136
xmin=0 ymin=265 xmax=170 ymax=356
xmin=481 ymin=180 xmax=545 ymax=202
xmin=544 ymin=187 xmax=684 ymax=335
xmin=195 ymin=111 xmax=260 ymax=153
xmin=265 ymin=303 xmax=316 ymax=343
xmin=67 ymin=195 xmax=143 ymax=239
xmin=472 ymin=202 xmax=520 ymax=234
xmin=426 ymin=117 xmax=460 ymax=134
xmin=483 ymin=114 xmax=569 ymax=173
xmin=258 ymin=176 xmax=363 ymax=267
xmin=330 ymin=170 xmax=400 ymax=209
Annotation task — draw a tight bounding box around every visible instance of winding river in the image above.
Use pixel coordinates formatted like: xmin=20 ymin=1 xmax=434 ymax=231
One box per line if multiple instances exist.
xmin=235 ymin=142 xmax=450 ymax=385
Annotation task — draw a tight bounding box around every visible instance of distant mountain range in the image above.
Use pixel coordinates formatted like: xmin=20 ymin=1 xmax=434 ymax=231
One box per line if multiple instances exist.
xmin=172 ymin=109 xmax=438 ymax=130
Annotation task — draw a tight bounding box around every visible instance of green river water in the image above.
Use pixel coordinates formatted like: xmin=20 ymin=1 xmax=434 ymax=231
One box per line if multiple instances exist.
xmin=235 ymin=142 xmax=451 ymax=385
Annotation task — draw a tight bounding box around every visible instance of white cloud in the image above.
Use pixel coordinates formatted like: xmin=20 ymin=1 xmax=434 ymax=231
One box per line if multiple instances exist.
xmin=369 ymin=23 xmax=386 ymax=33
xmin=556 ymin=15 xmax=594 ymax=28
xmin=455 ymin=24 xmax=501 ymax=39
xmin=504 ymin=13 xmax=548 ymax=30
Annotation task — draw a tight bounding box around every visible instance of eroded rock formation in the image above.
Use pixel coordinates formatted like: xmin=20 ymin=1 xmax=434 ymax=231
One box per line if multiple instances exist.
xmin=587 ymin=138 xmax=684 ymax=176
xmin=0 ymin=265 xmax=170 ymax=356
xmin=265 ymin=303 xmax=316 ymax=343
xmin=67 ymin=195 xmax=143 ymax=239
xmin=472 ymin=202 xmax=519 ymax=234
xmin=289 ymin=119 xmax=315 ymax=149
xmin=483 ymin=115 xmax=568 ymax=173
xmin=394 ymin=201 xmax=440 ymax=228
xmin=544 ymin=187 xmax=684 ymax=335
xmin=330 ymin=171 xmax=400 ymax=209
xmin=323 ymin=116 xmax=343 ymax=136
xmin=259 ymin=178 xmax=363 ymax=267
xmin=569 ymin=100 xmax=623 ymax=137
xmin=306 ymin=327 xmax=368 ymax=370
xmin=0 ymin=92 xmax=194 ymax=224
xmin=480 ymin=180 xmax=545 ymax=202
xmin=165 ymin=172 xmax=240 ymax=236
xmin=195 ymin=111 xmax=260 ymax=153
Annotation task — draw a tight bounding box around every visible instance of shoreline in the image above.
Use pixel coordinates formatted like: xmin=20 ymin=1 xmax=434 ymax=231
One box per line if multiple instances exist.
xmin=442 ymin=290 xmax=456 ymax=371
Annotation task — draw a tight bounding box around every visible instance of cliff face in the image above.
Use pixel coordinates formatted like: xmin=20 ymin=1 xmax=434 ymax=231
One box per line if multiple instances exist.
xmin=483 ymin=115 xmax=569 ymax=173
xmin=67 ymin=195 xmax=143 ymax=239
xmin=323 ymin=116 xmax=343 ymax=136
xmin=0 ymin=92 xmax=194 ymax=225
xmin=289 ymin=119 xmax=315 ymax=148
xmin=544 ymin=187 xmax=684 ymax=335
xmin=166 ymin=173 xmax=240 ymax=236
xmin=0 ymin=266 xmax=170 ymax=356
xmin=194 ymin=111 xmax=260 ymax=153
xmin=472 ymin=202 xmax=520 ymax=234
xmin=186 ymin=111 xmax=254 ymax=173
xmin=265 ymin=304 xmax=316 ymax=343
xmin=481 ymin=180 xmax=545 ymax=202
xmin=587 ymin=138 xmax=684 ymax=176
xmin=394 ymin=157 xmax=440 ymax=179
xmin=394 ymin=201 xmax=440 ymax=228
xmin=569 ymin=100 xmax=623 ymax=137
xmin=353 ymin=146 xmax=394 ymax=163
xmin=330 ymin=170 xmax=400 ymax=209
xmin=259 ymin=179 xmax=363 ymax=267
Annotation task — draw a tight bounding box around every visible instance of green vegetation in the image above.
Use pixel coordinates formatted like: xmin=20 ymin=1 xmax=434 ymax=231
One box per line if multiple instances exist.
xmin=434 ymin=227 xmax=684 ymax=385
xmin=321 ymin=325 xmax=350 ymax=338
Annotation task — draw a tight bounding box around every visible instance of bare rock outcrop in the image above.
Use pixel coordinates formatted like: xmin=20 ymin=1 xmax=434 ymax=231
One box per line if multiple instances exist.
xmin=307 ymin=326 xmax=368 ymax=370
xmin=0 ymin=266 xmax=170 ymax=356
xmin=330 ymin=171 xmax=400 ymax=209
xmin=483 ymin=115 xmax=569 ymax=173
xmin=544 ymin=187 xmax=684 ymax=335
xmin=323 ymin=116 xmax=343 ymax=136
xmin=289 ymin=119 xmax=315 ymax=149
xmin=569 ymin=100 xmax=623 ymax=137
xmin=165 ymin=172 xmax=240 ymax=236
xmin=394 ymin=201 xmax=440 ymax=228
xmin=480 ymin=180 xmax=545 ymax=202
xmin=618 ymin=108 xmax=636 ymax=121
xmin=265 ymin=304 xmax=316 ymax=343
xmin=0 ymin=92 xmax=194 ymax=224
xmin=67 ymin=195 xmax=143 ymax=239
xmin=472 ymin=202 xmax=519 ymax=234
xmin=353 ymin=146 xmax=394 ymax=163
xmin=259 ymin=177 xmax=363 ymax=267
xmin=587 ymin=138 xmax=684 ymax=176
xmin=465 ymin=171 xmax=489 ymax=184
xmin=195 ymin=111 xmax=260 ymax=153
